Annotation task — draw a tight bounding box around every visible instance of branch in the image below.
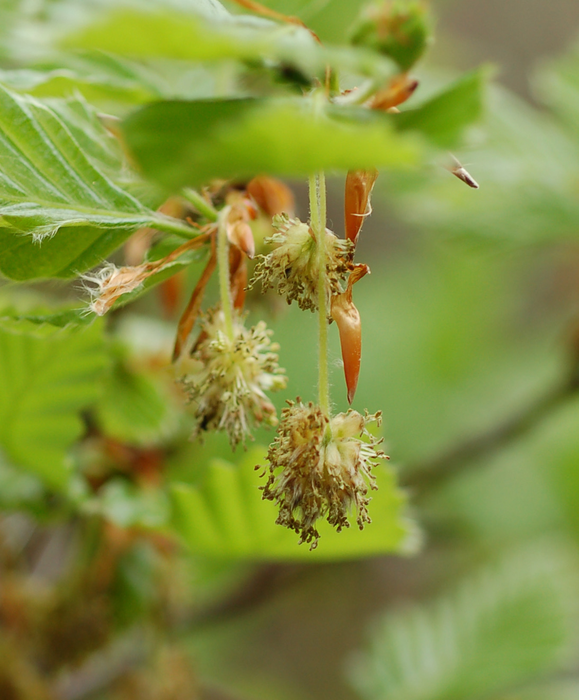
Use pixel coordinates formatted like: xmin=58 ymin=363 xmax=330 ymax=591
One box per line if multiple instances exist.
xmin=183 ymin=563 xmax=306 ymax=632
xmin=402 ymin=364 xmax=579 ymax=497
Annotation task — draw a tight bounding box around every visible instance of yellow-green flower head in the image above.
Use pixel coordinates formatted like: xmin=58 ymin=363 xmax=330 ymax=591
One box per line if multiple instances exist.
xmin=261 ymin=399 xmax=385 ymax=549
xmin=251 ymin=214 xmax=353 ymax=314
xmin=180 ymin=307 xmax=287 ymax=449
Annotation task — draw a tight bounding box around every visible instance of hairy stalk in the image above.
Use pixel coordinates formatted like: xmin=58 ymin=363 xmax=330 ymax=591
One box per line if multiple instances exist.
xmin=217 ymin=210 xmax=235 ymax=340
xmin=182 ymin=188 xmax=219 ymax=222
xmin=149 ymin=214 xmax=200 ymax=239
xmin=309 ymin=171 xmax=330 ymax=417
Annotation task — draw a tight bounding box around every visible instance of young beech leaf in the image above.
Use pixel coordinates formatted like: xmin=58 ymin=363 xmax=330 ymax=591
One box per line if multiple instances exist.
xmin=62 ymin=6 xmax=395 ymax=86
xmin=0 ymin=84 xmax=194 ymax=280
xmin=0 ymin=318 xmax=107 ymax=490
xmin=395 ymin=66 xmax=490 ymax=148
xmin=350 ymin=543 xmax=579 ymax=700
xmin=122 ymin=97 xmax=420 ymax=192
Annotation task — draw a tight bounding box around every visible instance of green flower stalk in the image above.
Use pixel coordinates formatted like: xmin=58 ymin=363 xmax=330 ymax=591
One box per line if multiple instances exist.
xmin=259 ymin=170 xmax=386 ymax=548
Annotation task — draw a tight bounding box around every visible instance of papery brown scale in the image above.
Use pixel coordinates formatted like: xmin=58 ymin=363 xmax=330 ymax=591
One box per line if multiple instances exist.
xmin=228 ymin=220 xmax=255 ymax=259
xmin=345 ymin=169 xmax=378 ymax=245
xmin=370 ymin=74 xmax=419 ymax=111
xmin=446 ymin=154 xmax=480 ymax=189
xmin=158 ymin=273 xmax=184 ymax=319
xmin=247 ymin=176 xmax=296 ymax=217
xmin=229 ymin=245 xmax=247 ymax=311
xmin=172 ymin=238 xmax=217 ymax=361
xmin=331 ymin=264 xmax=369 ymax=404
xmin=225 ymin=195 xmax=256 ymax=259
xmin=332 ymin=295 xmax=361 ymax=405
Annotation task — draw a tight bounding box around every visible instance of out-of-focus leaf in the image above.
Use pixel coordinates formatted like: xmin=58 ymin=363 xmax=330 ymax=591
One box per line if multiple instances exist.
xmin=0 ymin=450 xmax=45 ymax=511
xmin=84 ymin=478 xmax=169 ymax=528
xmin=349 ymin=543 xmax=579 ymax=700
xmin=534 ymin=45 xmax=579 ymax=135
xmin=95 ymin=360 xmax=180 ymax=446
xmin=123 ymin=97 xmax=420 ymax=192
xmin=386 ymin=78 xmax=579 ymax=244
xmin=0 ymin=85 xmax=194 ymax=280
xmin=0 ymin=54 xmax=239 ymax=105
xmin=485 ymin=397 xmax=579 ymax=547
xmin=62 ymin=7 xmax=395 ymax=85
xmin=0 ymin=61 xmax=158 ymax=104
xmin=509 ymin=682 xmax=579 ymax=700
xmin=0 ymin=307 xmax=90 ymax=333
xmin=112 ymin=540 xmax=161 ymax=626
xmin=395 ymin=67 xmax=489 ymax=148
xmin=5 ymin=0 xmax=231 ymax=64
xmin=222 ymin=0 xmax=367 ymax=44
xmin=170 ymin=446 xmax=417 ymax=561
xmin=0 ymin=317 xmax=107 ymax=489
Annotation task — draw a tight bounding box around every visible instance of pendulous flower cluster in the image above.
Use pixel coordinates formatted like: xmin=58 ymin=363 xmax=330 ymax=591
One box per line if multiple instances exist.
xmin=179 ymin=306 xmax=287 ymax=449
xmin=261 ymin=398 xmax=386 ymax=549
xmin=251 ymin=213 xmax=353 ymax=314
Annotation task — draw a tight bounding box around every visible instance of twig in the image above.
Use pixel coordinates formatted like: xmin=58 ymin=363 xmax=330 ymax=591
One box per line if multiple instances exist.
xmin=403 ymin=366 xmax=579 ymax=497
xmin=182 ymin=563 xmax=305 ymax=632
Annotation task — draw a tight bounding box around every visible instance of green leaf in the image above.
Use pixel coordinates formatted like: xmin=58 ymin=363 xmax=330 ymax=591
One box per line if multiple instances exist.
xmin=350 ymin=543 xmax=579 ymax=700
xmin=122 ymin=97 xmax=419 ymax=192
xmin=170 ymin=446 xmax=416 ymax=561
xmin=0 ymin=317 xmax=107 ymax=489
xmin=0 ymin=53 xmax=239 ymax=106
xmin=0 ymin=61 xmax=161 ymax=105
xmin=0 ymin=306 xmax=93 ymax=331
xmin=509 ymin=681 xmax=579 ymax=700
xmin=395 ymin=67 xmax=489 ymax=148
xmin=62 ymin=7 xmax=395 ymax=85
xmin=386 ymin=81 xmax=579 ymax=245
xmin=0 ymin=84 xmax=194 ymax=280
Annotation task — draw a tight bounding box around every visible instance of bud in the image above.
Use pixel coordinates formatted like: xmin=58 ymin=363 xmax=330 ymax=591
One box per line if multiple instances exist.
xmin=350 ymin=1 xmax=431 ymax=72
